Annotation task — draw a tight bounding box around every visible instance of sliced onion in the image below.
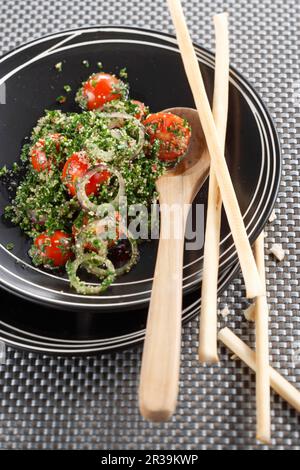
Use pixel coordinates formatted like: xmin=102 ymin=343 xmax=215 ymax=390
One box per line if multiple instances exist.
xmin=76 ymin=164 xmax=125 ymax=216
xmin=100 ymin=112 xmax=145 ymax=158
xmin=110 ymin=129 xmax=123 ymax=140
xmin=74 ymin=216 xmax=139 ymax=278
xmin=85 ymin=142 xmax=115 ymax=162
xmin=66 ymin=253 xmax=115 ymax=295
xmin=75 ymin=220 xmax=108 ymax=258
xmin=85 ymin=112 xmax=144 ymax=162
xmin=82 ymin=220 xmax=139 ymax=277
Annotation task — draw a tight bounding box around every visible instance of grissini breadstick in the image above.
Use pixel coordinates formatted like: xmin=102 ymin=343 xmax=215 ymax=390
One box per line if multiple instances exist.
xmin=254 ymin=232 xmax=271 ymax=444
xmin=167 ymin=0 xmax=263 ymax=299
xmin=199 ymin=13 xmax=229 ymax=364
xmin=218 ymin=327 xmax=300 ymax=414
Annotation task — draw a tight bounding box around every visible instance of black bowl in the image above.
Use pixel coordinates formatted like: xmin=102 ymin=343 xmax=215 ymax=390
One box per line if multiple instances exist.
xmin=0 ymin=26 xmax=281 ymax=312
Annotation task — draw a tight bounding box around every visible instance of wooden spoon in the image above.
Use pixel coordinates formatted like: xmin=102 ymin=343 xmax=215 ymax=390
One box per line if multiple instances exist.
xmin=139 ymin=107 xmax=210 ymax=422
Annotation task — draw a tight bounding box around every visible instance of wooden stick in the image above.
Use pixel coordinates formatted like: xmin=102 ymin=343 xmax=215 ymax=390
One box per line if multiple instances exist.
xmin=254 ymin=232 xmax=271 ymax=444
xmin=167 ymin=0 xmax=263 ymax=299
xmin=218 ymin=327 xmax=300 ymax=415
xmin=199 ymin=13 xmax=229 ymax=364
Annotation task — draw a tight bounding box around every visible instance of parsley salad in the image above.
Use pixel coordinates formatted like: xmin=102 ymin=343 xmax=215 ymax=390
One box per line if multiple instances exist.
xmin=3 ymin=70 xmax=191 ymax=294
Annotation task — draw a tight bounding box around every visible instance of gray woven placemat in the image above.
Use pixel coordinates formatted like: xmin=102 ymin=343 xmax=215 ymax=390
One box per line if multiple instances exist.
xmin=0 ymin=0 xmax=299 ymax=450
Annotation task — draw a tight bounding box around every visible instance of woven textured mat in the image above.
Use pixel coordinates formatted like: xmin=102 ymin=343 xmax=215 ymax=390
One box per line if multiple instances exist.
xmin=0 ymin=0 xmax=299 ymax=450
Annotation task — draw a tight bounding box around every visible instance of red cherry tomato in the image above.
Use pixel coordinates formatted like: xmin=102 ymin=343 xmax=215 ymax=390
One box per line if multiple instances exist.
xmin=62 ymin=152 xmax=110 ymax=197
xmin=31 ymin=142 xmax=48 ymax=172
xmin=62 ymin=152 xmax=89 ymax=196
xmin=30 ymin=133 xmax=62 ymax=172
xmin=82 ymin=73 xmax=123 ymax=110
xmin=33 ymin=230 xmax=73 ymax=268
xmin=131 ymin=100 xmax=147 ymax=120
xmin=143 ymin=112 xmax=191 ymax=162
xmin=86 ymin=168 xmax=111 ymax=196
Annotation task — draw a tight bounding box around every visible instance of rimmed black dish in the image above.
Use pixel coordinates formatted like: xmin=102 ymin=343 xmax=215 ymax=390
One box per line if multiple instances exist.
xmin=0 ymin=261 xmax=240 ymax=354
xmin=0 ymin=26 xmax=281 ymax=313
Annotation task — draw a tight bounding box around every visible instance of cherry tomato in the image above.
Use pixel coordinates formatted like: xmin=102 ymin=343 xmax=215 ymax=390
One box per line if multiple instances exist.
xmin=143 ymin=112 xmax=191 ymax=162
xmin=82 ymin=73 xmax=123 ymax=110
xmin=30 ymin=133 xmax=62 ymax=172
xmin=62 ymin=152 xmax=89 ymax=196
xmin=131 ymin=100 xmax=147 ymax=120
xmin=62 ymin=152 xmax=111 ymax=197
xmin=86 ymin=168 xmax=111 ymax=196
xmin=33 ymin=230 xmax=73 ymax=268
xmin=30 ymin=142 xmax=48 ymax=172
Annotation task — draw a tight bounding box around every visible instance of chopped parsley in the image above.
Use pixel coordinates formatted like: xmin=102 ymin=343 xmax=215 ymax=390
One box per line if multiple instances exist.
xmin=55 ymin=62 xmax=63 ymax=72
xmin=56 ymin=95 xmax=67 ymax=104
xmin=0 ymin=165 xmax=8 ymax=177
xmin=119 ymin=67 xmax=128 ymax=79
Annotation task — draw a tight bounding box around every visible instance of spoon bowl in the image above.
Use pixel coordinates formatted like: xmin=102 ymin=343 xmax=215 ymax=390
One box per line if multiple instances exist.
xmin=164 ymin=107 xmax=208 ymax=177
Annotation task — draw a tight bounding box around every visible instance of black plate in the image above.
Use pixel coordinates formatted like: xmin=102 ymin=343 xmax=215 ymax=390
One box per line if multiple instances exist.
xmin=0 ymin=261 xmax=240 ymax=354
xmin=0 ymin=27 xmax=281 ymax=311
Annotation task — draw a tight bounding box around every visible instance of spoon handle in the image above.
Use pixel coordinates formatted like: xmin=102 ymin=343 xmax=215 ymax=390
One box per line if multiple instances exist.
xmin=139 ymin=179 xmax=186 ymax=422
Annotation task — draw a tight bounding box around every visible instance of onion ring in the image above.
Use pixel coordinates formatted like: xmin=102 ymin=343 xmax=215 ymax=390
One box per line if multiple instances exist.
xmin=100 ymin=112 xmax=145 ymax=158
xmin=75 ymin=218 xmax=139 ymax=278
xmin=76 ymin=164 xmax=125 ymax=216
xmin=66 ymin=253 xmax=116 ymax=295
xmin=74 ymin=220 xmax=108 ymax=258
